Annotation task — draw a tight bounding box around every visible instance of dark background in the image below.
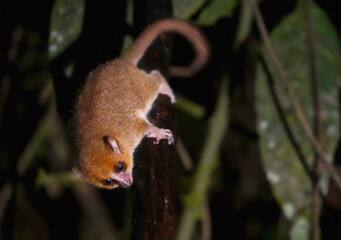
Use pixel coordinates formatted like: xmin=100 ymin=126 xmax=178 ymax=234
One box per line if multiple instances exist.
xmin=1 ymin=0 xmax=341 ymax=239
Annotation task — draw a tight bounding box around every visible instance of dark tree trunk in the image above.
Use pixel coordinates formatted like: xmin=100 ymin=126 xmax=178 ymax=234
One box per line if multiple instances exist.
xmin=130 ymin=1 xmax=177 ymax=239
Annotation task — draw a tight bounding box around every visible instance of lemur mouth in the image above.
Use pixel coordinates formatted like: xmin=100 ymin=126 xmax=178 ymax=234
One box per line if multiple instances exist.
xmin=112 ymin=173 xmax=133 ymax=188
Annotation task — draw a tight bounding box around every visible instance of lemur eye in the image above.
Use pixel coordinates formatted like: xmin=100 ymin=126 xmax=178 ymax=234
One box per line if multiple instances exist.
xmin=114 ymin=161 xmax=126 ymax=173
xmin=102 ymin=178 xmax=115 ymax=186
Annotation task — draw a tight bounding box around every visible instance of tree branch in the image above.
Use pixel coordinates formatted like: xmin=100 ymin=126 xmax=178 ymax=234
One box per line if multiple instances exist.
xmin=130 ymin=1 xmax=176 ymax=239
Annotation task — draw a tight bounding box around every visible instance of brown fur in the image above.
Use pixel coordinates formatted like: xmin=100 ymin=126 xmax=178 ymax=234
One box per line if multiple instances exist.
xmin=74 ymin=18 xmax=209 ymax=189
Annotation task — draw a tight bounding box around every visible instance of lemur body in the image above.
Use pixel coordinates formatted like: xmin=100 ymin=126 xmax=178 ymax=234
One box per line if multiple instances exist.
xmin=75 ymin=18 xmax=209 ymax=189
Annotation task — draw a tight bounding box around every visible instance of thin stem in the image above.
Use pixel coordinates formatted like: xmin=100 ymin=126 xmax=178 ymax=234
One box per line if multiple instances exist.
xmin=248 ymin=0 xmax=341 ymax=192
xmin=303 ymin=0 xmax=322 ymax=239
xmin=259 ymin=56 xmax=315 ymax=183
xmin=175 ymin=80 xmax=228 ymax=240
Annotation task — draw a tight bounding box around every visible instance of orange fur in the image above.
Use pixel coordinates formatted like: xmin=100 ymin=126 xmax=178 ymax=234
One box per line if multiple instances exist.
xmin=74 ymin=18 xmax=209 ymax=189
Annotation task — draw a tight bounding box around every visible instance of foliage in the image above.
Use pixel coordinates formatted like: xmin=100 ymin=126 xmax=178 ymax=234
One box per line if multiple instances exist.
xmin=173 ymin=0 xmax=205 ymax=20
xmin=49 ymin=0 xmax=84 ymax=58
xmin=2 ymin=0 xmax=341 ymax=239
xmin=196 ymin=0 xmax=237 ymax=26
xmin=173 ymin=0 xmax=237 ymax=26
xmin=256 ymin=1 xmax=341 ymax=238
xmin=176 ymin=79 xmax=228 ymax=240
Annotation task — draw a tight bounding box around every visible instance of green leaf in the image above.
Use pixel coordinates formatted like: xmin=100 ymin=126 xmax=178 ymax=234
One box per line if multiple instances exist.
xmin=49 ymin=0 xmax=84 ymax=58
xmin=173 ymin=0 xmax=206 ymax=20
xmin=197 ymin=0 xmax=237 ymax=26
xmin=175 ymin=93 xmax=206 ymax=119
xmin=311 ymin=2 xmax=341 ymax=91
xmin=256 ymin=1 xmax=341 ymax=237
xmin=233 ymin=0 xmax=253 ymax=49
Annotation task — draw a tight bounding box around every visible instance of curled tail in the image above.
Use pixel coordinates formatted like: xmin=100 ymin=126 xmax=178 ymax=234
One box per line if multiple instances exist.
xmin=122 ymin=18 xmax=210 ymax=77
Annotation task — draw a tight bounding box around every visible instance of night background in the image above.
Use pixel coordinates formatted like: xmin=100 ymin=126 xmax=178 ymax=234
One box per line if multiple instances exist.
xmin=1 ymin=0 xmax=341 ymax=239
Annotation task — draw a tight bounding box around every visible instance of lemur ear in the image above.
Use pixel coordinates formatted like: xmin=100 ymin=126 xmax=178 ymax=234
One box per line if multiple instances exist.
xmin=107 ymin=136 xmax=122 ymax=154
xmin=72 ymin=167 xmax=84 ymax=179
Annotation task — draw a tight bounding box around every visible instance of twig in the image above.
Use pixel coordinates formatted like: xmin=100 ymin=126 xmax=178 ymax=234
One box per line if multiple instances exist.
xmin=303 ymin=0 xmax=322 ymax=239
xmin=248 ymin=0 xmax=341 ymax=193
xmin=175 ymin=79 xmax=228 ymax=240
xmin=259 ymin=56 xmax=315 ymax=183
xmin=73 ymin=183 xmax=122 ymax=240
xmin=177 ymin=138 xmax=194 ymax=171
xmin=233 ymin=0 xmax=253 ymax=50
xmin=17 ymin=104 xmax=55 ymax=176
xmin=201 ymin=202 xmax=212 ymax=240
xmin=0 ymin=183 xmax=12 ymax=223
